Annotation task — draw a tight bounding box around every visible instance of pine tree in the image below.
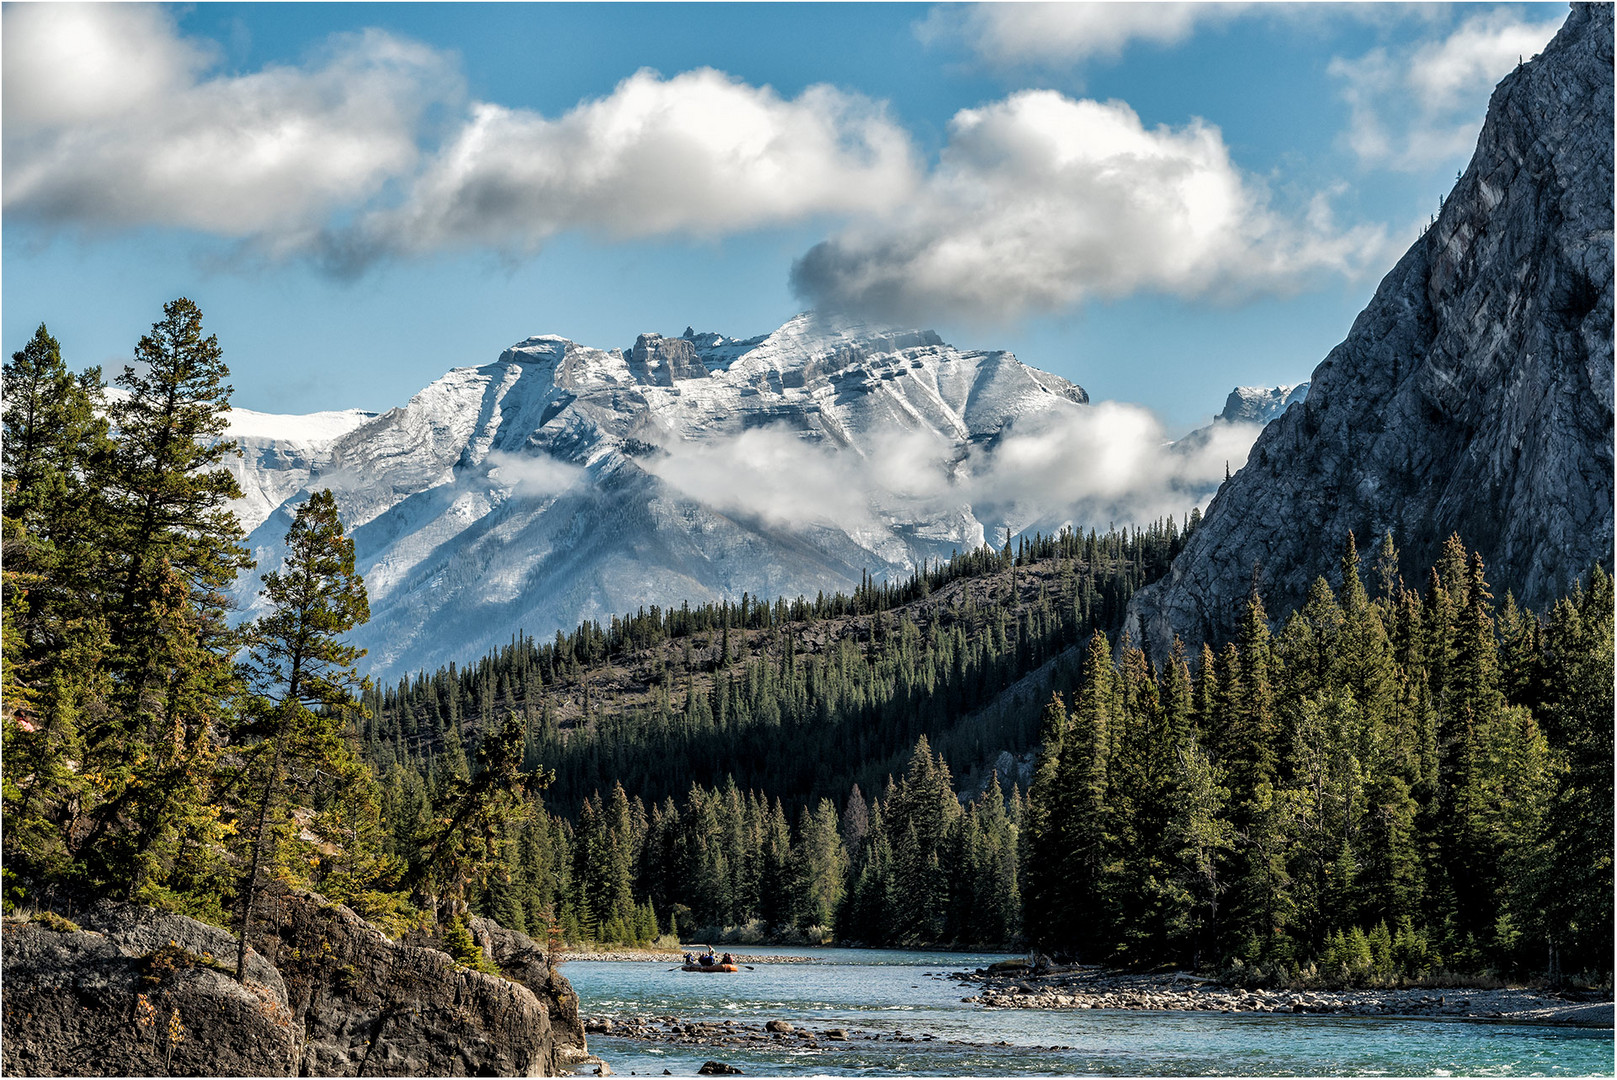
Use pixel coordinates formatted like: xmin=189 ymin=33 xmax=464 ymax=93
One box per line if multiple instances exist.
xmin=68 ymin=300 xmax=253 ymax=909
xmin=2 ymin=326 xmax=113 ymax=908
xmin=233 ymin=490 xmax=370 ymax=981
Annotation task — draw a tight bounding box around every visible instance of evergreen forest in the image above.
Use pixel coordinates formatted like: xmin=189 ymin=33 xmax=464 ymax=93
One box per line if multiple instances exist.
xmin=3 ymin=304 xmax=1611 ymax=990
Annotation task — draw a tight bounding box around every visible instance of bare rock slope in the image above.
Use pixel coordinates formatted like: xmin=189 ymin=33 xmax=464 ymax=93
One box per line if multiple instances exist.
xmin=1128 ymin=2 xmax=1613 ymax=654
xmin=3 ymin=891 xmax=584 ymax=1077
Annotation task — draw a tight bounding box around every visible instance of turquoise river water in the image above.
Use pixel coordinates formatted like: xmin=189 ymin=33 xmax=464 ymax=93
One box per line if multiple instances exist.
xmin=566 ymin=947 xmax=1613 ymax=1076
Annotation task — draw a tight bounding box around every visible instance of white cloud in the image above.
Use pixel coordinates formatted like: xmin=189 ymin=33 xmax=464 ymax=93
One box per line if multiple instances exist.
xmin=1329 ymin=10 xmax=1563 ymax=171
xmin=328 ymin=68 xmax=919 ymax=269
xmin=917 ymin=2 xmax=1249 ymax=67
xmin=2 ymin=4 xmax=458 ymax=240
xmin=792 ymin=91 xmax=1392 ymax=324
xmin=485 ymin=451 xmax=584 ymax=498
xmin=643 ymin=427 xmax=887 ymax=532
xmin=964 ymin=401 xmax=1261 ymax=529
xmin=641 ymin=403 xmax=1266 ymax=538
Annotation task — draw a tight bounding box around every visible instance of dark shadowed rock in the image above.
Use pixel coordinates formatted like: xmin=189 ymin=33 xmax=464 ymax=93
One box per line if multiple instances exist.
xmin=1128 ymin=3 xmax=1614 ymax=655
xmin=469 ymin=914 xmax=587 ymax=1050
xmin=249 ymin=887 xmax=562 ymax=1077
xmin=1 ymin=906 xmax=298 ymax=1077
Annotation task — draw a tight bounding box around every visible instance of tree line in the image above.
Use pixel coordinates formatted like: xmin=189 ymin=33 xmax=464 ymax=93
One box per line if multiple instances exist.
xmin=359 ymin=519 xmax=1196 ymax=813
xmin=4 ymin=303 xmax=1609 ymax=986
xmin=389 ymin=532 xmax=1609 ymax=984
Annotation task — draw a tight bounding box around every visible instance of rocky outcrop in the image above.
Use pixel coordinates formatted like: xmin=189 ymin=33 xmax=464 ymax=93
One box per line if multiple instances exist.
xmin=4 ymin=893 xmax=581 ymax=1077
xmin=1 ymin=905 xmax=299 ymax=1077
xmin=248 ymin=887 xmax=564 ymax=1077
xmin=1128 ymin=2 xmax=1614 ymax=654
xmin=469 ymin=915 xmax=587 ymax=1052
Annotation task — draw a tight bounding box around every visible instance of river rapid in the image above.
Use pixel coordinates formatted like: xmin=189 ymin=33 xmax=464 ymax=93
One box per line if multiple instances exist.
xmin=564 ymin=947 xmax=1613 ymax=1076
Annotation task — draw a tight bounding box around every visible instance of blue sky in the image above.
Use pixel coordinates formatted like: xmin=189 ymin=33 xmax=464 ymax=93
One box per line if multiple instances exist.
xmin=3 ymin=2 xmax=1567 ymax=431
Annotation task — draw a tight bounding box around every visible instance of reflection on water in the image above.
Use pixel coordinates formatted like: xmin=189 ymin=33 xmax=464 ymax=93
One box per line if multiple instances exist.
xmin=563 ymin=946 xmax=1614 ymax=1077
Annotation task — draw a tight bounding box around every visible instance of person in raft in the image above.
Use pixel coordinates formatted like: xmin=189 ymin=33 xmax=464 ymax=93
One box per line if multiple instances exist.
xmin=721 ymin=953 xmax=734 ymax=966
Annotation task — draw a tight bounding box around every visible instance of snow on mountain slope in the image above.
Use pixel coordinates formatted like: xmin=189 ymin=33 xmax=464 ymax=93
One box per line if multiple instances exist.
xmin=224 ymin=407 xmax=376 ymax=531
xmin=230 ymin=313 xmax=1249 ymax=679
xmin=1217 ymin=383 xmax=1309 ymax=426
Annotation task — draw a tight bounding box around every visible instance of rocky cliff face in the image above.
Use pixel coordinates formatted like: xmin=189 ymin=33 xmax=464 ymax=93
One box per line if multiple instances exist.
xmin=3 ymin=892 xmax=583 ymax=1077
xmin=1 ymin=903 xmax=299 ymax=1077
xmin=1127 ymin=2 xmax=1614 ymax=655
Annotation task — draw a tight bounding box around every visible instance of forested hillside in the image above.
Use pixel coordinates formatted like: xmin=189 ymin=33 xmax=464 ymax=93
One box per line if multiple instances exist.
xmin=357 ymin=519 xmax=1196 ymax=813
xmin=4 ymin=302 xmax=1611 ymax=991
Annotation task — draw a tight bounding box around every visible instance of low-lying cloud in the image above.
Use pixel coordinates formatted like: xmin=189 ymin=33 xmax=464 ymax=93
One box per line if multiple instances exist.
xmin=641 ymin=401 xmax=1265 ymax=540
xmin=485 ymin=451 xmax=585 ymax=498
xmin=791 ymin=92 xmax=1393 ymax=324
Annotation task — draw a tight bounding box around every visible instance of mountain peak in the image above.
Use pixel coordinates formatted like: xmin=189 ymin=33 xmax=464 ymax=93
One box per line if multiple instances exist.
xmin=1127 ymin=2 xmax=1613 ymax=654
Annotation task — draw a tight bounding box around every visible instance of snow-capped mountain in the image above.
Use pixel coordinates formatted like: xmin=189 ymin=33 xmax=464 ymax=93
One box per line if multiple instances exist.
xmin=231 ymin=314 xmax=1102 ymax=678
xmin=224 ymin=406 xmax=376 ymax=531
xmin=1217 ymin=383 xmax=1308 ymax=426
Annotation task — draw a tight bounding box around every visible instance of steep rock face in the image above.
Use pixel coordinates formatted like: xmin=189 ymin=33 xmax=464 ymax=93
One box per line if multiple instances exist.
xmin=1 ymin=904 xmax=299 ymax=1077
xmin=1127 ymin=3 xmax=1613 ymax=655
xmin=249 ymin=887 xmax=564 ymax=1077
xmin=233 ymin=314 xmax=1089 ymax=678
xmin=2 ymin=894 xmax=578 ymax=1077
xmin=470 ymin=916 xmax=587 ymax=1053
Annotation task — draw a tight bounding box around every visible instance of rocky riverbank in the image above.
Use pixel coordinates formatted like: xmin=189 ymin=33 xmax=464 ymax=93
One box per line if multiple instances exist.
xmin=585 ymin=1015 xmax=1073 ymax=1053
xmin=2 ymin=889 xmax=590 ymax=1076
xmin=953 ymin=967 xmax=1614 ymax=1027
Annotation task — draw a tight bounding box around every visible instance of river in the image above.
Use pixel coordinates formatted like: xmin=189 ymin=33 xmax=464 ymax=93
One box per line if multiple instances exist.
xmin=565 ymin=947 xmax=1613 ymax=1076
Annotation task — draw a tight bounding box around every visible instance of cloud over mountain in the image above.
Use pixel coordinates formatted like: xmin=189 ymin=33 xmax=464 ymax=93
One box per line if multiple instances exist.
xmin=323 ymin=68 xmax=919 ymax=272
xmin=791 ymin=92 xmax=1392 ymax=324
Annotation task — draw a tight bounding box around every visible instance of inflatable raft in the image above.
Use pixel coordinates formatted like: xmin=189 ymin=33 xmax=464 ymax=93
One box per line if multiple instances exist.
xmin=680 ymin=947 xmax=740 ymax=972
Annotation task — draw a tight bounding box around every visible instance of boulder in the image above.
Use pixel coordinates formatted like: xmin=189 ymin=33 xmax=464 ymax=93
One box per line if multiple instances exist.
xmin=250 ymin=887 xmax=560 ymax=1077
xmin=4 ymin=893 xmax=576 ymax=1077
xmin=469 ymin=914 xmax=587 ymax=1050
xmin=1 ymin=907 xmax=299 ymax=1077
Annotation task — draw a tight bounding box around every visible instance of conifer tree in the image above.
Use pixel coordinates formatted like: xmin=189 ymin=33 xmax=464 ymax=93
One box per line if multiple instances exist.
xmin=74 ymin=299 xmax=252 ymax=908
xmin=233 ymin=490 xmax=370 ymax=981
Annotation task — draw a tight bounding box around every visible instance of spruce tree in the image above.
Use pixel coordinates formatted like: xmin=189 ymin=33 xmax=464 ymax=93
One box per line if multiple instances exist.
xmin=233 ymin=490 xmax=370 ymax=981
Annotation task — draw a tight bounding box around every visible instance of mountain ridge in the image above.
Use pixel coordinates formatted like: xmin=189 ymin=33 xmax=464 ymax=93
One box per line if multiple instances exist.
xmin=1126 ymin=1 xmax=1614 ymax=655
xmin=229 ymin=314 xmax=1109 ymax=678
